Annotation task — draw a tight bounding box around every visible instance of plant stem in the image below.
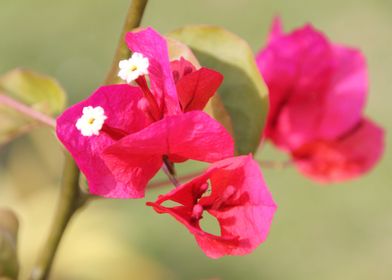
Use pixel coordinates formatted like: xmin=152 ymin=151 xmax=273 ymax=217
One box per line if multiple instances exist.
xmin=258 ymin=159 xmax=293 ymax=169
xmin=149 ymin=169 xmax=202 ymax=189
xmin=162 ymin=163 xmax=179 ymax=187
xmin=29 ymin=153 xmax=81 ymax=280
xmin=104 ymin=0 xmax=149 ymax=85
xmin=149 ymin=159 xmax=294 ymax=190
xmin=0 ymin=93 xmax=56 ymax=128
xmin=29 ymin=1 xmax=149 ymax=279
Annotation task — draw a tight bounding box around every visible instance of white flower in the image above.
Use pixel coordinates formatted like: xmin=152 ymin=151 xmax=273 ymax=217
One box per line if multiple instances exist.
xmin=118 ymin=52 xmax=149 ymax=83
xmin=75 ymin=106 xmax=107 ymax=137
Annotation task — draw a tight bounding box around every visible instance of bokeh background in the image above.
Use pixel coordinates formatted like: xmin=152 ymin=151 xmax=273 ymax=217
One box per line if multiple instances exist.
xmin=0 ymin=0 xmax=391 ymax=279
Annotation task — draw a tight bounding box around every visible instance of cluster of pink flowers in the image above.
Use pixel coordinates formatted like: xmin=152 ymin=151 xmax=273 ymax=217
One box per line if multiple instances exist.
xmin=257 ymin=18 xmax=384 ymax=183
xmin=56 ymin=20 xmax=384 ymax=258
xmin=56 ymin=27 xmax=276 ymax=257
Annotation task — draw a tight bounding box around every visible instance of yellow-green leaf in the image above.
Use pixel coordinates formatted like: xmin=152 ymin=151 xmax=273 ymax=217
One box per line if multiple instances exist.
xmin=0 ymin=68 xmax=66 ymax=146
xmin=166 ymin=37 xmax=200 ymax=67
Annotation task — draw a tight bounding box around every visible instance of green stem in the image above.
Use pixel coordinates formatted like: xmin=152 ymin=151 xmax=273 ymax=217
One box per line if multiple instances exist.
xmin=162 ymin=155 xmax=179 ymax=186
xmin=29 ymin=1 xmax=149 ymax=279
xmin=149 ymin=158 xmax=294 ymax=190
xmin=104 ymin=0 xmax=149 ymax=85
xmin=29 ymin=153 xmax=81 ymax=280
xmin=258 ymin=159 xmax=293 ymax=169
xmin=149 ymin=169 xmax=202 ymax=189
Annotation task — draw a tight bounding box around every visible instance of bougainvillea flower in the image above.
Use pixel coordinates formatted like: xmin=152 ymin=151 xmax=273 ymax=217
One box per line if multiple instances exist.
xmin=57 ymin=84 xmax=234 ymax=198
xmin=256 ymin=18 xmax=384 ymax=182
xmin=57 ymin=27 xmax=233 ymax=198
xmin=147 ymin=155 xmax=277 ymax=258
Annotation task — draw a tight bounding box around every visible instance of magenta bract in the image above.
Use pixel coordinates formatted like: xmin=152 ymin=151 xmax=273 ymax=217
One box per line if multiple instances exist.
xmin=56 ymin=85 xmax=150 ymax=197
xmin=126 ymin=27 xmax=180 ymax=116
xmin=102 ymin=111 xmax=234 ymax=198
xmin=256 ymin=18 xmax=384 ymax=182
xmin=147 ymin=155 xmax=277 ymax=258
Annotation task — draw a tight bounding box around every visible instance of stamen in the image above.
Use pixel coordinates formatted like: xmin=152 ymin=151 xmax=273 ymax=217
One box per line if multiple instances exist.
xmin=191 ymin=204 xmax=204 ymax=221
xmin=118 ymin=52 xmax=149 ymax=83
xmin=75 ymin=106 xmax=107 ymax=137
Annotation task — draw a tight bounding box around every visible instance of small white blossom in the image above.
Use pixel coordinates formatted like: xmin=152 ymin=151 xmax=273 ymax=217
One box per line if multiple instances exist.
xmin=118 ymin=52 xmax=149 ymax=83
xmin=75 ymin=106 xmax=107 ymax=137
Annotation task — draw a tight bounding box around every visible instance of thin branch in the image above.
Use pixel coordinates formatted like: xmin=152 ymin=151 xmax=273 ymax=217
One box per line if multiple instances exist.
xmin=161 ymin=163 xmax=180 ymax=187
xmin=149 ymin=159 xmax=294 ymax=190
xmin=258 ymin=159 xmax=293 ymax=169
xmin=149 ymin=159 xmax=293 ymax=190
xmin=0 ymin=93 xmax=56 ymax=128
xmin=29 ymin=153 xmax=81 ymax=280
xmin=149 ymin=169 xmax=203 ymax=189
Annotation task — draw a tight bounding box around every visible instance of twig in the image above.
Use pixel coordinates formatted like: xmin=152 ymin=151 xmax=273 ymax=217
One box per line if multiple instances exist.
xmin=29 ymin=153 xmax=81 ymax=280
xmin=104 ymin=0 xmax=148 ymax=85
xmin=149 ymin=159 xmax=294 ymax=190
xmin=0 ymin=93 xmax=56 ymax=128
xmin=258 ymin=159 xmax=293 ymax=169
xmin=162 ymin=156 xmax=179 ymax=186
xmin=149 ymin=169 xmax=203 ymax=189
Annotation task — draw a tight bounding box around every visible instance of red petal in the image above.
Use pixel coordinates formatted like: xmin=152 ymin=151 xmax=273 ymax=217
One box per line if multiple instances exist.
xmin=176 ymin=67 xmax=223 ymax=112
xmin=103 ymin=111 xmax=234 ymax=197
xmin=170 ymin=57 xmax=196 ymax=83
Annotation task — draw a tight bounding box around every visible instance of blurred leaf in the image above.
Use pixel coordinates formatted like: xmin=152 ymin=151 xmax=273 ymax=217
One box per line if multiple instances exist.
xmin=166 ymin=37 xmax=200 ymax=67
xmin=169 ymin=26 xmax=268 ymax=155
xmin=0 ymin=208 xmax=19 ymax=279
xmin=0 ymin=68 xmax=66 ymax=146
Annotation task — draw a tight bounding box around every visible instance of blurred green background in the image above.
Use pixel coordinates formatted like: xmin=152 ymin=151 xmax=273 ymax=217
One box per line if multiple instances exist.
xmin=0 ymin=0 xmax=391 ymax=279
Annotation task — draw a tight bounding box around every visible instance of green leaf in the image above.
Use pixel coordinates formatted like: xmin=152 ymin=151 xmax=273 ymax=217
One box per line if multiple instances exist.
xmin=0 ymin=68 xmax=66 ymax=146
xmin=169 ymin=26 xmax=268 ymax=155
xmin=0 ymin=209 xmax=19 ymax=279
xmin=166 ymin=37 xmax=200 ymax=67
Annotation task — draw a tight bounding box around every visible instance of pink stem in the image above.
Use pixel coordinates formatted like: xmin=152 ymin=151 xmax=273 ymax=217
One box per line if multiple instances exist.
xmin=0 ymin=93 xmax=56 ymax=128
